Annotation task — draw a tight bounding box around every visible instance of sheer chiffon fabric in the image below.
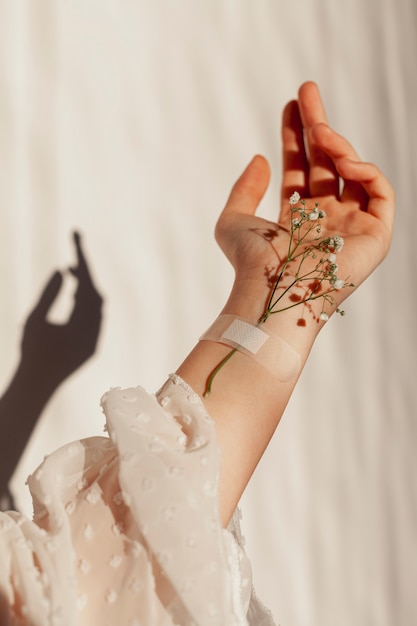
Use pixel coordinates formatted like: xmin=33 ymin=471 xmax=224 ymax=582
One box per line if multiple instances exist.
xmin=0 ymin=375 xmax=275 ymax=625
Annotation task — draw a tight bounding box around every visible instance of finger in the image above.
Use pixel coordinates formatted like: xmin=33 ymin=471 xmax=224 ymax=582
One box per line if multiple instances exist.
xmin=311 ymin=122 xmax=366 ymax=205
xmin=314 ymin=123 xmax=395 ymax=229
xmin=68 ymin=230 xmax=100 ymax=299
xmin=27 ymin=271 xmax=63 ymax=321
xmin=310 ymin=122 xmax=361 ymax=162
xmin=336 ymin=158 xmax=395 ymax=231
xmin=219 ymin=155 xmax=270 ymax=218
xmin=298 ymin=82 xmax=339 ymax=197
xmin=298 ymin=81 xmax=329 ymax=128
xmin=69 ymin=231 xmax=88 ymax=277
xmin=281 ymin=100 xmax=309 ymax=202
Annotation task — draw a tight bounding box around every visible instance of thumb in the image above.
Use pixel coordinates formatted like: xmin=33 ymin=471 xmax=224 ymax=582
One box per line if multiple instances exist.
xmin=220 ymin=155 xmax=270 ymax=218
xmin=27 ymin=271 xmax=63 ymax=322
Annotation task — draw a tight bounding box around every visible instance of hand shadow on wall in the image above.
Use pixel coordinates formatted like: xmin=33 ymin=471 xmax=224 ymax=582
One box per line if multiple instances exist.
xmin=0 ymin=232 xmax=103 ymax=511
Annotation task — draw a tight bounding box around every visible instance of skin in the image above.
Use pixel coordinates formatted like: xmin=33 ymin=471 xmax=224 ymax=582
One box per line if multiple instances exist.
xmin=176 ymin=82 xmax=395 ymax=526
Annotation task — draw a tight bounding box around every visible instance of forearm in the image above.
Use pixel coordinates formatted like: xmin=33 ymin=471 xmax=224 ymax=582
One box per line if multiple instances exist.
xmin=176 ymin=278 xmax=321 ymax=526
xmin=0 ymin=363 xmax=52 ymax=489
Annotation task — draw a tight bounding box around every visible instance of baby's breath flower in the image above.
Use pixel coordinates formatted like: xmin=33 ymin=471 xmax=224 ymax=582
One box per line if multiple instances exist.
xmin=289 ymin=191 xmax=301 ymax=205
xmin=320 ymin=311 xmax=329 ymax=321
xmin=328 ymin=253 xmax=336 ymax=263
xmin=318 ymin=210 xmax=326 ymax=218
xmin=333 ymin=235 xmax=344 ymax=252
xmin=331 ymin=277 xmax=345 ymax=290
xmin=308 ymin=210 xmax=319 ymax=221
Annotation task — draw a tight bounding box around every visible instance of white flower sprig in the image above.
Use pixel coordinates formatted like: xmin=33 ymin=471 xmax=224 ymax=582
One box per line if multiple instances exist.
xmin=203 ymin=194 xmax=353 ymax=395
xmin=258 ymin=195 xmax=352 ymax=326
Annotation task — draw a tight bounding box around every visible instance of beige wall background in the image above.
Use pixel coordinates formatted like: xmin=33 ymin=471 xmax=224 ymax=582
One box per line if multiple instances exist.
xmin=0 ymin=1 xmax=416 ymax=624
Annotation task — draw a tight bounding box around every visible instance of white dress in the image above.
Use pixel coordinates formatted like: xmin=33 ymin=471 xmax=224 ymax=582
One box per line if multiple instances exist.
xmin=0 ymin=375 xmax=276 ymax=626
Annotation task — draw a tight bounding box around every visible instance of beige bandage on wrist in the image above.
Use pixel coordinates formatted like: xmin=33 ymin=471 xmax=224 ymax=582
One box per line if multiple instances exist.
xmin=200 ymin=314 xmax=301 ymax=382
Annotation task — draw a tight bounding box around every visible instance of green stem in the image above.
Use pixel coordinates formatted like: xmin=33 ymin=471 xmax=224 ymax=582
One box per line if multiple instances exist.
xmin=269 ymin=265 xmax=321 ymax=311
xmin=203 ymin=347 xmax=238 ymax=397
xmin=268 ymin=288 xmax=338 ymax=315
xmin=264 ymin=226 xmax=322 ymax=319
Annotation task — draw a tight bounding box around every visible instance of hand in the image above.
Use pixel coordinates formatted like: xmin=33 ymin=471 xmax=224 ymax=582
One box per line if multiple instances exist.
xmin=21 ymin=231 xmax=103 ymax=387
xmin=0 ymin=232 xmax=103 ymax=498
xmin=215 ymin=82 xmax=395 ymax=326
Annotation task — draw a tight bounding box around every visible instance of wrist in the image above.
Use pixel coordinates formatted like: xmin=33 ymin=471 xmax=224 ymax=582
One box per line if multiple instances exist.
xmin=220 ymin=277 xmax=323 ymax=357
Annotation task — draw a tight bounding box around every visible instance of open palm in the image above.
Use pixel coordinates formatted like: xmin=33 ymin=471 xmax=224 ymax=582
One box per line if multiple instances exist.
xmin=216 ymin=82 xmax=394 ymax=319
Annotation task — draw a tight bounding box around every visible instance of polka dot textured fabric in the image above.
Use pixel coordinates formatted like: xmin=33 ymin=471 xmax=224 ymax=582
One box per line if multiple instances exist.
xmin=0 ymin=375 xmax=275 ymax=625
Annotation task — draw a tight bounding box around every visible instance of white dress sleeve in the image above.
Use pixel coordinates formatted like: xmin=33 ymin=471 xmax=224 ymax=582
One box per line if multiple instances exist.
xmin=0 ymin=375 xmax=276 ymax=626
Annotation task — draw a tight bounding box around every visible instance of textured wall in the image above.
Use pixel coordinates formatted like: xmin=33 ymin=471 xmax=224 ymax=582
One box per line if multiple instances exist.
xmin=0 ymin=1 xmax=416 ymax=624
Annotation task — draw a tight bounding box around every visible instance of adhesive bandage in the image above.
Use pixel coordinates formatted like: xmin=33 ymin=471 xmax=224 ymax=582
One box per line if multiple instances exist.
xmin=200 ymin=314 xmax=301 ymax=382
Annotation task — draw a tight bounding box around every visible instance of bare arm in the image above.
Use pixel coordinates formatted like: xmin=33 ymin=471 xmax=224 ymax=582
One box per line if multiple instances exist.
xmin=176 ymin=82 xmax=395 ymax=526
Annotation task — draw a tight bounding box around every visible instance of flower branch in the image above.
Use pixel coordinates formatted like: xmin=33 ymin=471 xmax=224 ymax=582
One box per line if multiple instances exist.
xmin=203 ymin=193 xmax=353 ymax=396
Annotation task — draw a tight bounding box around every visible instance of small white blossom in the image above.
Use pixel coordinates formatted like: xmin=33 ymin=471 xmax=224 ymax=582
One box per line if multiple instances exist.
xmin=333 ymin=235 xmax=344 ymax=252
xmin=308 ymin=210 xmax=319 ymax=221
xmin=320 ymin=312 xmax=329 ymax=321
xmin=318 ymin=210 xmax=327 ymax=218
xmin=332 ymin=278 xmax=345 ymax=290
xmin=328 ymin=253 xmax=336 ymax=263
xmin=289 ymin=191 xmax=301 ymax=205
